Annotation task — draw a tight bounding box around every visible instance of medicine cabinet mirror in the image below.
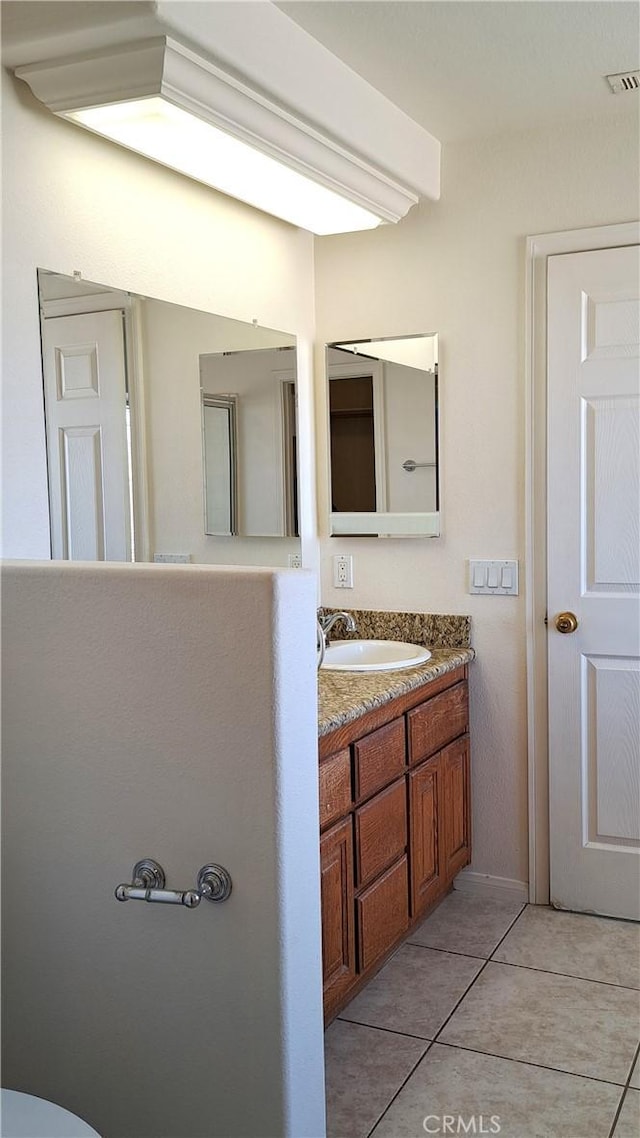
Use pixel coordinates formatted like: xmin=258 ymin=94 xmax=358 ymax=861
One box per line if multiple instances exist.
xmin=326 ymin=334 xmax=440 ymax=536
xmin=37 ymin=269 xmax=300 ymax=566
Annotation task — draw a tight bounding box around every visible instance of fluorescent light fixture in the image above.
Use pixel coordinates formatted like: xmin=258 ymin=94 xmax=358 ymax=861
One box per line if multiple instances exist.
xmin=15 ymin=37 xmax=429 ymax=235
xmin=68 ymin=97 xmax=381 ymax=235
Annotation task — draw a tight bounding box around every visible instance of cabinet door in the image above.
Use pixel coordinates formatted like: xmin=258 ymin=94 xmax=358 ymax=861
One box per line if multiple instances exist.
xmin=409 ymin=756 xmax=443 ymax=917
xmin=356 ymin=856 xmax=408 ymax=972
xmin=320 ymin=818 xmax=356 ymax=1016
xmin=441 ymin=735 xmax=471 ymax=882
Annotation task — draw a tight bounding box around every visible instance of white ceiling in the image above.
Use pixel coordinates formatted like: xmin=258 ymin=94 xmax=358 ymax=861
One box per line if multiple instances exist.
xmin=2 ymin=1 xmax=638 ymax=145
xmin=276 ymin=1 xmax=640 ymax=142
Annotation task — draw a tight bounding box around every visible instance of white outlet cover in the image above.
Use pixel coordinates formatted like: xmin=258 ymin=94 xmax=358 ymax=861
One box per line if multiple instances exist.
xmin=333 ymin=554 xmax=354 ymax=588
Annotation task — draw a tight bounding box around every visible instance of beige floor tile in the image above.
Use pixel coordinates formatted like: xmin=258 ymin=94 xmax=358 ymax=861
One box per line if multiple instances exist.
xmin=408 ymin=890 xmax=525 ymax=958
xmin=370 ymin=1044 xmax=621 ymax=1138
xmin=439 ymin=962 xmax=639 ymax=1083
xmin=494 ymin=905 xmax=640 ymax=988
xmin=613 ymin=1090 xmax=640 ymax=1138
xmin=324 ymin=1020 xmax=428 ymax=1138
xmin=339 ymin=944 xmax=483 ymax=1038
xmin=629 ymin=1053 xmax=640 ymax=1090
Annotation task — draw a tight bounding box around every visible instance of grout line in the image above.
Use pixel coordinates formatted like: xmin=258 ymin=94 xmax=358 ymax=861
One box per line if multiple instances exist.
xmin=429 ymin=905 xmax=528 ymax=1044
xmin=360 ymin=908 xmax=530 ymax=1137
xmin=607 ymin=1085 xmax=631 ymax=1138
xmin=336 ymin=901 xmax=637 ymax=1135
xmin=625 ymin=1040 xmax=640 ymax=1087
xmin=435 ymin=1040 xmax=629 ymax=1089
xmin=363 ymin=1040 xmax=433 ymax=1138
xmin=485 ymin=958 xmax=640 ymax=991
xmin=609 ymin=1040 xmax=640 ymax=1136
xmin=336 ymin=1016 xmax=433 ymax=1043
xmin=403 ymin=941 xmax=491 ymax=962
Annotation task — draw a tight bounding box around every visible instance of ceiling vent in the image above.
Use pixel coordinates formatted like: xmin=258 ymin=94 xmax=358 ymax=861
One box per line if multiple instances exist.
xmin=605 ymin=71 xmax=640 ymax=94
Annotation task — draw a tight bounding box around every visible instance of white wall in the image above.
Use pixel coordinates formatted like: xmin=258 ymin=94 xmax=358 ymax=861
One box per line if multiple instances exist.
xmin=0 ymin=70 xmax=317 ymax=570
xmin=314 ymin=112 xmax=640 ymax=887
xmin=1 ymin=560 xmax=324 ymax=1138
xmin=383 ymin=361 xmax=437 ymax=512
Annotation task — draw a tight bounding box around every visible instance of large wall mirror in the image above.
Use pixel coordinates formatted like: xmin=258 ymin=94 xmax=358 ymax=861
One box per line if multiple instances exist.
xmin=37 ymin=269 xmax=300 ymax=566
xmin=326 ymin=334 xmax=440 ymax=536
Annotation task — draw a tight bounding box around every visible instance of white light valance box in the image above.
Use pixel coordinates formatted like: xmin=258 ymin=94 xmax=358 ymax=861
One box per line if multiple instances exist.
xmin=15 ymin=31 xmax=440 ymax=235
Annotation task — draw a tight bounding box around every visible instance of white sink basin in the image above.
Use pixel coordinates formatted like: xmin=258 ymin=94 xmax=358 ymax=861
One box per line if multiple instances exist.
xmin=321 ymin=639 xmax=431 ymax=672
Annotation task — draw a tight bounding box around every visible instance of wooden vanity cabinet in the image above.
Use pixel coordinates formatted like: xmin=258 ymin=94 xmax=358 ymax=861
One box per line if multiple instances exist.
xmin=319 ymin=664 xmax=470 ymax=1022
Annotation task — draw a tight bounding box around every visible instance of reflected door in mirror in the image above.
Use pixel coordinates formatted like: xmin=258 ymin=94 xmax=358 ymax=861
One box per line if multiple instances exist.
xmin=41 ymin=308 xmax=133 ymax=561
xmin=202 ymin=396 xmax=238 ymax=535
xmin=329 ymin=375 xmax=376 ymax=511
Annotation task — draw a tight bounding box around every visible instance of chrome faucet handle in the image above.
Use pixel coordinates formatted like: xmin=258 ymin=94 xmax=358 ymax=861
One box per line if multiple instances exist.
xmin=318 ymin=610 xmax=357 ymax=635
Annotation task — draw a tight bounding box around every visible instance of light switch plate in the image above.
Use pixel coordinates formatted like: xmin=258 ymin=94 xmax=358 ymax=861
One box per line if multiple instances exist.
xmin=468 ymin=559 xmax=519 ymax=595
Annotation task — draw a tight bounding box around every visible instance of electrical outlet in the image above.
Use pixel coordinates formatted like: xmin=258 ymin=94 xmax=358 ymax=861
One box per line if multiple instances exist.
xmin=153 ymin=553 xmax=192 ymax=564
xmin=333 ymin=554 xmax=354 ymax=588
xmin=288 ymin=553 xmax=302 ymax=568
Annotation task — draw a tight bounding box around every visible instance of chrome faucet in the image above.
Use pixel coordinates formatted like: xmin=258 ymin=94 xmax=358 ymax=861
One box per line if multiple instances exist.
xmin=318 ymin=609 xmax=357 ymax=640
xmin=317 ymin=610 xmax=357 ymax=670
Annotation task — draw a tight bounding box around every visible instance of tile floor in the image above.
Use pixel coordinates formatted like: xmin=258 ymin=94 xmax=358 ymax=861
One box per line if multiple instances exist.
xmin=324 ymin=891 xmax=640 ymax=1138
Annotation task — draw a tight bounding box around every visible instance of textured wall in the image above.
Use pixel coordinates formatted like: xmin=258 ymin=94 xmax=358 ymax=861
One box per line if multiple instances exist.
xmin=313 ymin=112 xmax=640 ymax=887
xmin=1 ymin=561 xmax=324 ymax=1138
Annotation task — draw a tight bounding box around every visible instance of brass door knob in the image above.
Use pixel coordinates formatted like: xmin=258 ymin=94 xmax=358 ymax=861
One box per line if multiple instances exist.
xmin=555 ymin=611 xmax=579 ymax=634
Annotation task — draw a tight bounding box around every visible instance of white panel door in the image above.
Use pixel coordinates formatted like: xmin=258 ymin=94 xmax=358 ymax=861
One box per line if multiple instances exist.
xmin=548 ymin=244 xmax=640 ymax=920
xmin=42 ymin=311 xmax=131 ymax=560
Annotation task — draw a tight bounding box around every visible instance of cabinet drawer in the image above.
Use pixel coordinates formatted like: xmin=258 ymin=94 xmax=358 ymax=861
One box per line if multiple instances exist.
xmin=355 ymin=779 xmax=407 ymax=888
xmin=319 ymin=749 xmax=352 ymax=830
xmin=407 ymin=681 xmax=468 ymax=766
xmin=354 ymin=717 xmax=406 ymax=801
xmin=356 ymin=857 xmax=408 ymax=972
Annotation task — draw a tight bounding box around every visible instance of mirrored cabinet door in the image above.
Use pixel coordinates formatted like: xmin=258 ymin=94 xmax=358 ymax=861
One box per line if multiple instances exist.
xmin=326 ymin=334 xmax=440 ymax=537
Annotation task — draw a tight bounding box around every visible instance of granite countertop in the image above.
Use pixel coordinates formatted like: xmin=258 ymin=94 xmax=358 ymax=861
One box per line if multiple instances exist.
xmin=317 ymin=608 xmax=474 ymax=737
xmin=318 ymin=646 xmax=475 ymax=737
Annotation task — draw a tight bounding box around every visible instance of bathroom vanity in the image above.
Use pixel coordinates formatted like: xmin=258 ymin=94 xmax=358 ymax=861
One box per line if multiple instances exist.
xmin=318 ymin=647 xmax=473 ymax=1022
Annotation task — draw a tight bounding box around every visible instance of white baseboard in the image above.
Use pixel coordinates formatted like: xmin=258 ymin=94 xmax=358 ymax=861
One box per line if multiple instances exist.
xmin=454 ymin=870 xmax=529 ymax=904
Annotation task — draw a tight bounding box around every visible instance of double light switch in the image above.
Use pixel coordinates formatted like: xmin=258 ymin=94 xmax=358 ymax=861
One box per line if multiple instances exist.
xmin=468 ymin=559 xmax=519 ymax=595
